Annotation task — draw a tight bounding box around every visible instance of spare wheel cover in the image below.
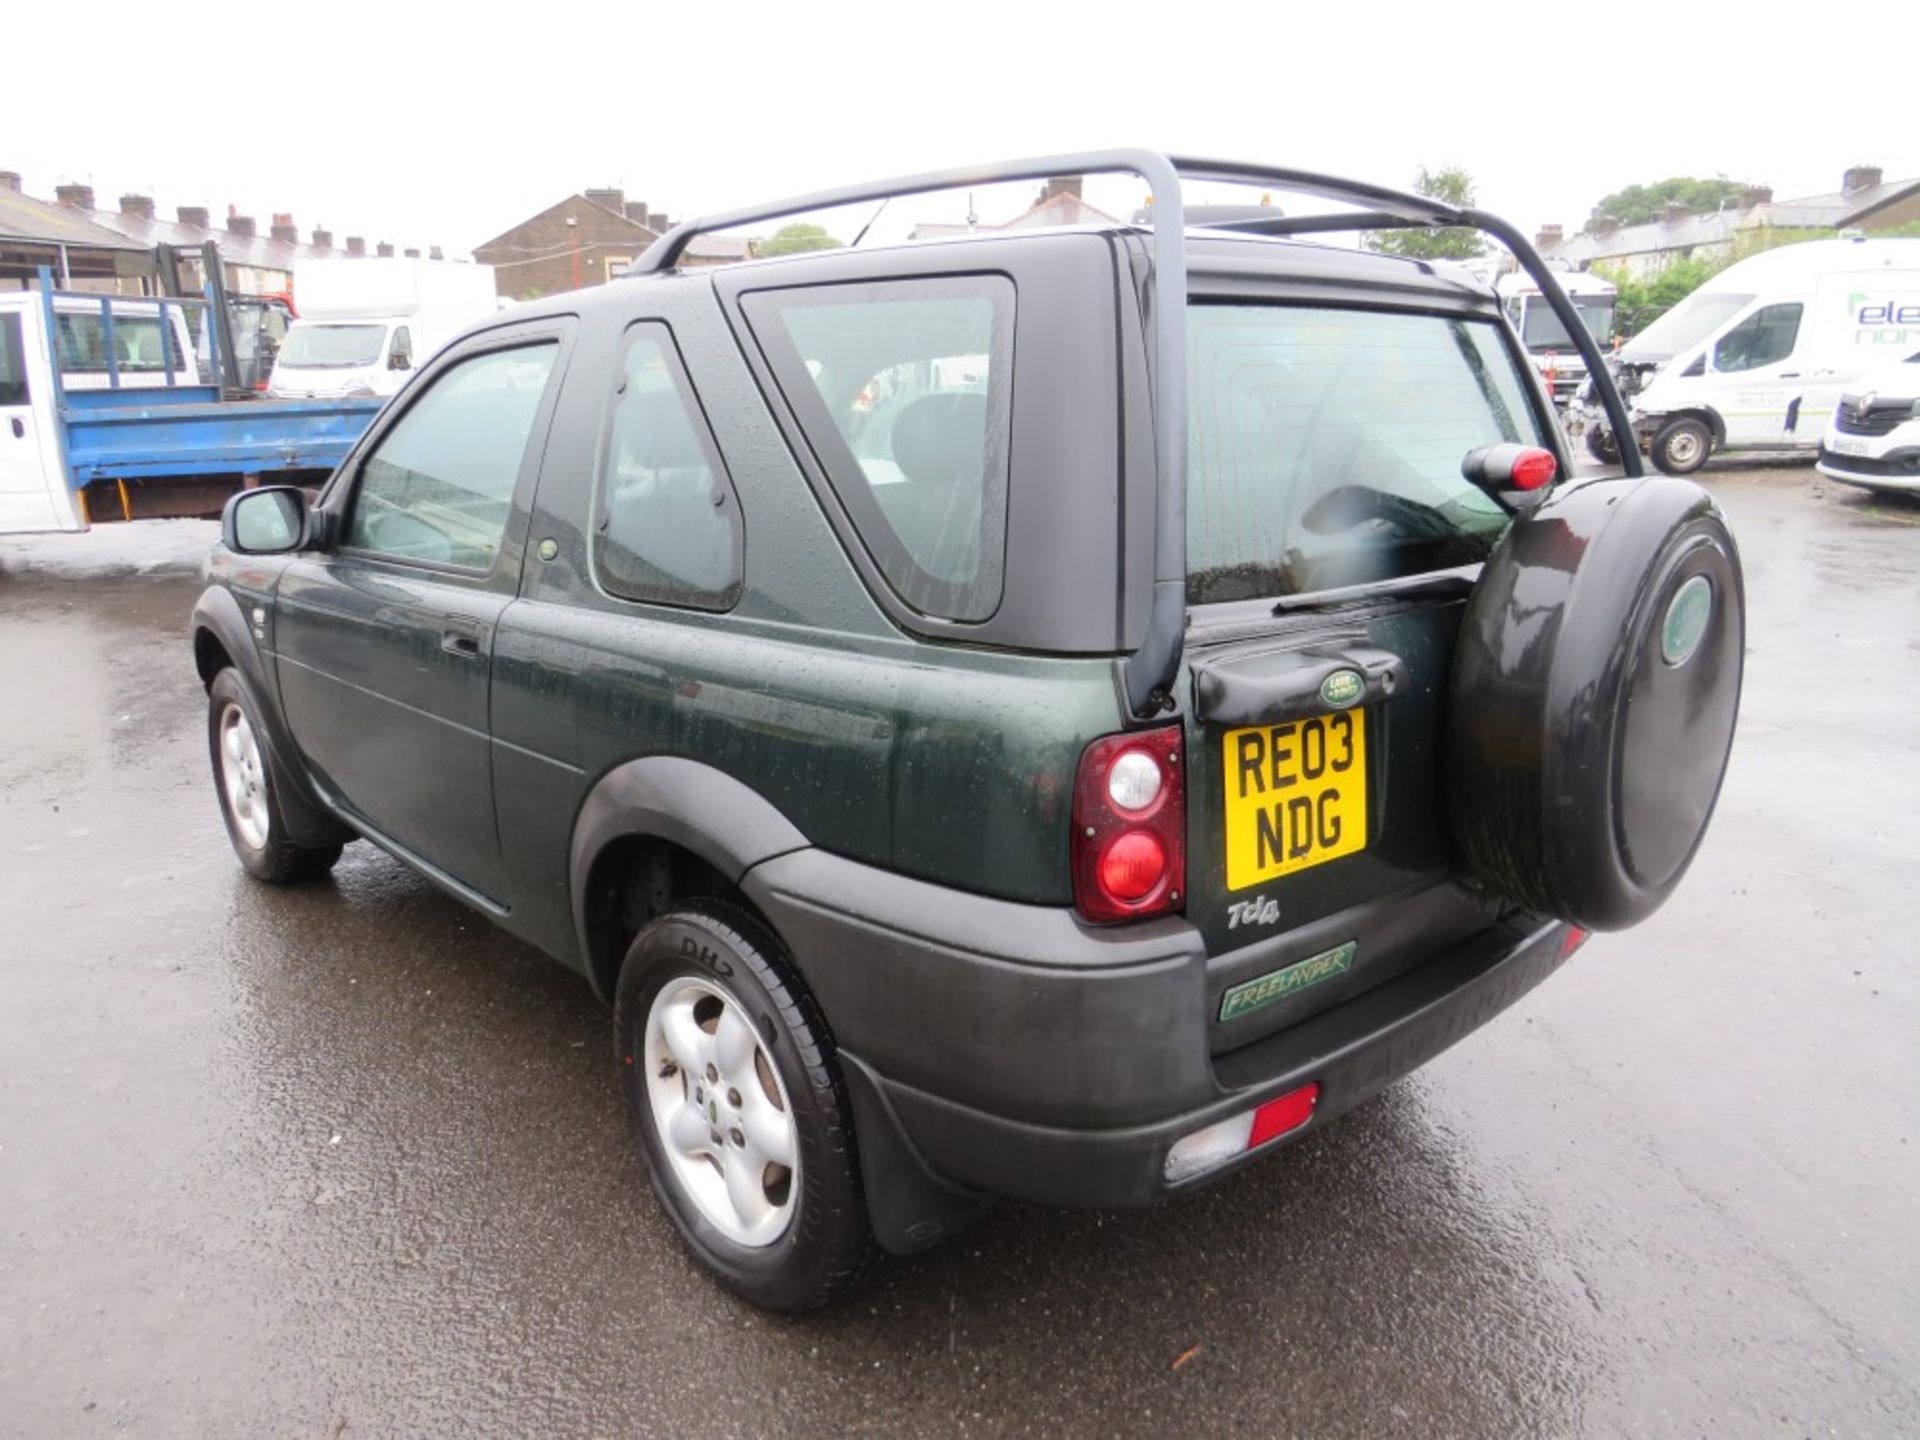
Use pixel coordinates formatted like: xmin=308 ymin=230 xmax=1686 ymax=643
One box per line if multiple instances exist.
xmin=1445 ymin=476 xmax=1744 ymax=930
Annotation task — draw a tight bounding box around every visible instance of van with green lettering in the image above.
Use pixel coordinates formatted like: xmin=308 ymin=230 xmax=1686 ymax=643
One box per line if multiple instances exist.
xmin=193 ymin=152 xmax=1745 ymax=1310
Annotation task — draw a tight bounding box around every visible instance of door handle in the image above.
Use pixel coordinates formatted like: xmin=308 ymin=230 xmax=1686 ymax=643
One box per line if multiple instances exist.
xmin=9 ymin=417 xmax=21 ymax=439
xmin=1778 ymin=372 xmax=1801 ymax=379
xmin=440 ymin=625 xmax=483 ymax=659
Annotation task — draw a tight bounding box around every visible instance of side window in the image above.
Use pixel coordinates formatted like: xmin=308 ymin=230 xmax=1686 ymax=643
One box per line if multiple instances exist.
xmin=594 ymin=324 xmax=742 ymax=610
xmin=390 ymin=325 xmax=413 ymax=370
xmin=0 ymin=314 xmax=29 ymax=405
xmin=55 ymin=311 xmax=173 ymax=373
xmin=344 ymin=341 xmax=557 ymax=569
xmin=1713 ymin=303 xmax=1802 ymax=373
xmin=742 ymin=274 xmax=1014 ymax=622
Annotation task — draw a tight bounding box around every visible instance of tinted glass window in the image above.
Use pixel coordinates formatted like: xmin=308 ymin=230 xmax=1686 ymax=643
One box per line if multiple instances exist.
xmin=391 ymin=326 xmax=413 ymax=365
xmin=1712 ymin=302 xmax=1802 ymax=373
xmin=0 ymin=314 xmax=28 ymax=405
xmin=1187 ymin=305 xmax=1550 ymax=603
xmin=595 ymin=325 xmax=742 ymax=610
xmin=345 ymin=342 xmax=556 ymax=569
xmin=744 ymin=275 xmax=1014 ymax=621
xmin=55 ymin=311 xmax=175 ymax=373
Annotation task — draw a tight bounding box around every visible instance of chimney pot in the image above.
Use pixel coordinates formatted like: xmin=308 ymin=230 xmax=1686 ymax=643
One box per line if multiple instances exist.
xmin=1041 ymin=176 xmax=1084 ymax=204
xmin=177 ymin=205 xmax=211 ymax=230
xmin=118 ymin=193 xmax=155 ymax=219
xmin=1740 ymin=185 xmax=1774 ymax=209
xmin=0 ymin=170 xmax=20 ymax=193
xmin=403 ymin=247 xmax=421 ymax=259
xmin=1843 ymin=165 xmax=1883 ymax=196
xmin=585 ymin=187 xmax=625 ymax=213
xmin=270 ymin=214 xmax=299 ymax=244
xmin=1535 ymin=222 xmax=1565 ymax=248
xmin=653 ymin=215 xmax=673 ymax=234
xmin=428 ymin=245 xmax=444 ymax=261
xmin=227 ymin=213 xmax=257 ymax=238
xmin=624 ymin=200 xmax=652 ymax=229
xmin=375 ymin=241 xmax=394 ymax=258
xmin=1661 ymin=200 xmax=1688 ymax=222
xmin=55 ymin=183 xmax=96 ymax=210
xmin=345 ymin=235 xmax=366 ymax=257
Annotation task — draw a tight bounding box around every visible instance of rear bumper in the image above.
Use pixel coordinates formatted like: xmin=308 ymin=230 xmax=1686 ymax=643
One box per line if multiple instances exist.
xmin=744 ymin=850 xmax=1578 ymax=1239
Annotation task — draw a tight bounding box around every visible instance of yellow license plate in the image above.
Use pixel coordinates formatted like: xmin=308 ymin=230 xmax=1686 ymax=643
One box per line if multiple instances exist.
xmin=1222 ymin=710 xmax=1369 ymax=891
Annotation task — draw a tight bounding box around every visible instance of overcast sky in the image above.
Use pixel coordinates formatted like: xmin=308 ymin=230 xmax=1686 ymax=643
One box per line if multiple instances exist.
xmin=5 ymin=1 xmax=1909 ymax=259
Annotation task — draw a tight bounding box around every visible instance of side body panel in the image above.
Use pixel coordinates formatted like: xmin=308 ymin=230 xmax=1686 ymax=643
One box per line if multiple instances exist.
xmin=490 ymin=275 xmax=1126 ymax=969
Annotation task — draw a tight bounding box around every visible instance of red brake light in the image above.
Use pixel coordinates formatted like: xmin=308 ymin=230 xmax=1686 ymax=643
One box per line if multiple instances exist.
xmin=1510 ymin=446 xmax=1557 ymax=490
xmin=1072 ymin=725 xmax=1185 ymax=924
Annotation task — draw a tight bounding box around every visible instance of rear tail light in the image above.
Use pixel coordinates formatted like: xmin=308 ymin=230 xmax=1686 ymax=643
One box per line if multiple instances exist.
xmin=1164 ymin=1083 xmax=1321 ymax=1184
xmin=1071 ymin=724 xmax=1185 ymax=924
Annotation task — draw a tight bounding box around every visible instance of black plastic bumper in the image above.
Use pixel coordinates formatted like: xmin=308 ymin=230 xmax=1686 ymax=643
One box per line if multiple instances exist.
xmin=744 ymin=849 xmax=1577 ymax=1250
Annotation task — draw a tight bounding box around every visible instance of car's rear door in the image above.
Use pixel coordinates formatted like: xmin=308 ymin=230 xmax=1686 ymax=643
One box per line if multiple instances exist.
xmin=1174 ymin=293 xmax=1565 ymax=1050
xmin=271 ymin=317 xmax=572 ymax=904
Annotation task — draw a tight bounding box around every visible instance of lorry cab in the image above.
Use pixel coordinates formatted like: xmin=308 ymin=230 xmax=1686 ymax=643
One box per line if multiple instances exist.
xmin=1497 ymin=268 xmax=1616 ymax=405
xmin=0 ymin=290 xmax=206 ymax=532
xmin=1601 ymin=237 xmax=1920 ymax=474
xmin=268 ymin=256 xmax=497 ymax=401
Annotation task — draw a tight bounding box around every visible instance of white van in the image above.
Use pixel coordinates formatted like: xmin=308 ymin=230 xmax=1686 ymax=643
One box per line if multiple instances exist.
xmin=1816 ymin=351 xmax=1920 ymax=493
xmin=268 ymin=257 xmax=497 ymax=401
xmin=1591 ymin=237 xmax=1920 ymax=474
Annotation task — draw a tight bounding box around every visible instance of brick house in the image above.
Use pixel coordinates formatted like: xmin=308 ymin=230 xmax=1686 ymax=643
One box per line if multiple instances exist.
xmin=473 ymin=188 xmax=746 ymax=300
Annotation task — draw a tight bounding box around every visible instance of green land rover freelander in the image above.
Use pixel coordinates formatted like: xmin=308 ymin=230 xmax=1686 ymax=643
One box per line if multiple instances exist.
xmin=192 ymin=152 xmax=1745 ymax=1310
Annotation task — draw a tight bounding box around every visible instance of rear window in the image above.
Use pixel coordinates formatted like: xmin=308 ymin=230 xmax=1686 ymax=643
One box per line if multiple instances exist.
xmin=54 ymin=311 xmax=177 ymax=374
xmin=743 ymin=275 xmax=1014 ymax=622
xmin=1187 ymin=305 xmax=1551 ymax=603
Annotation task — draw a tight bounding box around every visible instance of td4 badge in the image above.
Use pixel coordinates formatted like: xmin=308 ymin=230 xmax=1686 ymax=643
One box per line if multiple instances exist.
xmin=1227 ymin=894 xmax=1281 ymax=931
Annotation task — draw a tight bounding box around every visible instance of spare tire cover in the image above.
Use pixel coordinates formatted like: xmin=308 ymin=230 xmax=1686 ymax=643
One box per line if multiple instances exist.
xmin=1446 ymin=476 xmax=1744 ymax=930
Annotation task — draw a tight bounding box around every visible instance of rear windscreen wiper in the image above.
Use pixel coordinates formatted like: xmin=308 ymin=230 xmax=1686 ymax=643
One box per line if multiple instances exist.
xmin=1271 ymin=566 xmax=1479 ymax=614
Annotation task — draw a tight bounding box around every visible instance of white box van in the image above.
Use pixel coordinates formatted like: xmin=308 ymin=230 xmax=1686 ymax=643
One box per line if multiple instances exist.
xmin=1592 ymin=237 xmax=1920 ymax=474
xmin=1816 ymin=352 xmax=1920 ymax=493
xmin=268 ymin=258 xmax=496 ymax=401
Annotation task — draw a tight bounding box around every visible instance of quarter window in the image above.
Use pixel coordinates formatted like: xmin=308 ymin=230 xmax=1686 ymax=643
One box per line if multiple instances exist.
xmin=594 ymin=325 xmax=742 ymax=610
xmin=1712 ymin=303 xmax=1802 ymax=373
xmin=743 ymin=275 xmax=1014 ymax=622
xmin=345 ymin=341 xmax=557 ymax=569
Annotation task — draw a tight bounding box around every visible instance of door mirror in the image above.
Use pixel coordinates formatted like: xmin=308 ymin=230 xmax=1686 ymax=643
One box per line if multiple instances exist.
xmin=389 ymin=350 xmax=412 ymax=372
xmin=223 ymin=485 xmax=310 ymax=554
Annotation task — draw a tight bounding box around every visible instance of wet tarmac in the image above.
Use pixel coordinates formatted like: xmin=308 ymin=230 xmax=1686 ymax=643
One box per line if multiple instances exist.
xmin=2 ymin=467 xmax=1917 ymax=1438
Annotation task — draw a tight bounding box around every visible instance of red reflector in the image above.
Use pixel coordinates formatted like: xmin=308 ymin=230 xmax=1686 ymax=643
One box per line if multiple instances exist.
xmin=1098 ymin=831 xmax=1166 ymax=901
xmin=1510 ymin=446 xmax=1557 ymax=490
xmin=1248 ymin=1083 xmax=1320 ymax=1147
xmin=1558 ymin=925 xmax=1591 ymax=958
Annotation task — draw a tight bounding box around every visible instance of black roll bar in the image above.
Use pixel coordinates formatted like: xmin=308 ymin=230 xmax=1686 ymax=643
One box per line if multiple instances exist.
xmin=633 ymin=152 xmax=1644 ymax=722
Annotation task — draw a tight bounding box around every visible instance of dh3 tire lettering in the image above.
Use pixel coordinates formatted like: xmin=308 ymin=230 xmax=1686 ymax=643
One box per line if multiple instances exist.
xmin=678 ymin=934 xmax=733 ymax=977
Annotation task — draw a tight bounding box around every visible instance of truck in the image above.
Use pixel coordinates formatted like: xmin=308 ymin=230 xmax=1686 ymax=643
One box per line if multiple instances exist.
xmin=1497 ymin=267 xmax=1616 ymax=406
xmin=267 ymin=257 xmax=498 ymax=401
xmin=1578 ymin=236 xmax=1920 ymax=474
xmin=194 ymin=149 xmax=1743 ymax=1311
xmin=0 ymin=271 xmax=380 ymax=534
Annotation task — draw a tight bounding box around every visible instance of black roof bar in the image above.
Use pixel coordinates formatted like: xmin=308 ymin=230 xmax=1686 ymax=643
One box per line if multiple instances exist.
xmin=634 ymin=151 xmax=1642 ymax=721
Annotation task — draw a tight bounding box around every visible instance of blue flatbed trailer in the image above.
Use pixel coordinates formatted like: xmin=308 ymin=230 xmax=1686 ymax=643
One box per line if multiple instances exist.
xmin=1 ymin=269 xmax=381 ymax=532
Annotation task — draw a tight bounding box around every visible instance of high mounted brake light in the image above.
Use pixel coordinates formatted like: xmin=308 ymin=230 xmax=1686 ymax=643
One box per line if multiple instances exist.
xmin=1072 ymin=726 xmax=1185 ymax=924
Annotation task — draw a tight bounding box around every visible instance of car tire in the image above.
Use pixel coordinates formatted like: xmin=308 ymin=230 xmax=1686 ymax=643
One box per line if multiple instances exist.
xmin=614 ymin=900 xmax=877 ymax=1311
xmin=1585 ymin=424 xmax=1620 ymax=465
xmin=207 ymin=668 xmax=343 ymax=883
xmin=1650 ymin=417 xmax=1712 ymax=475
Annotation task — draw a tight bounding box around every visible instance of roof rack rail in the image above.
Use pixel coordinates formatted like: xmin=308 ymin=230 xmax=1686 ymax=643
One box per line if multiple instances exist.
xmin=633 ymin=151 xmax=1641 ymax=721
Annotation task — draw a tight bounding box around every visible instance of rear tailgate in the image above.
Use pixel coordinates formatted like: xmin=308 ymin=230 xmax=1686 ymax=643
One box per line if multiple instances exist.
xmin=1183 ymin=597 xmax=1495 ymax=1050
xmin=1173 ymin=295 xmax=1565 ymax=1050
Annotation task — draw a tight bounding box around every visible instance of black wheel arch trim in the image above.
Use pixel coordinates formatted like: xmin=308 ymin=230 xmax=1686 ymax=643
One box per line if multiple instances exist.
xmin=569 ymin=756 xmax=810 ymax=999
xmin=190 ymin=586 xmax=349 ymax=850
